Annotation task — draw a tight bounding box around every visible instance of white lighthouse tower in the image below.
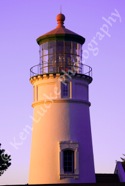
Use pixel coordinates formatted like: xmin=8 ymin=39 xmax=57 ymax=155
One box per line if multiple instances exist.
xmin=29 ymin=13 xmax=95 ymax=184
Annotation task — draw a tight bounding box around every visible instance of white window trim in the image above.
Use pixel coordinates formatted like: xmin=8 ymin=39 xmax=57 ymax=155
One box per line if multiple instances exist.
xmin=59 ymin=141 xmax=79 ymax=179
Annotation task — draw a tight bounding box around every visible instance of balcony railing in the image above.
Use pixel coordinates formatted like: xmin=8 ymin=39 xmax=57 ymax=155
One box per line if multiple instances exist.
xmin=30 ymin=62 xmax=92 ymax=78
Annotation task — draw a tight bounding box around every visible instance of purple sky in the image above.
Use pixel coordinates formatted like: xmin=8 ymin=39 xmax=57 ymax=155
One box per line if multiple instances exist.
xmin=0 ymin=0 xmax=125 ymax=184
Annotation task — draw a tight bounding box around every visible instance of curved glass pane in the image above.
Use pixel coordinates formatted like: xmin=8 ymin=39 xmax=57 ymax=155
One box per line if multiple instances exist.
xmin=39 ymin=41 xmax=82 ymax=74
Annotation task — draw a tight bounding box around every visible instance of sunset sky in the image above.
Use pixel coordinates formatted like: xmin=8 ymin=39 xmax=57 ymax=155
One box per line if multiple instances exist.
xmin=0 ymin=0 xmax=125 ymax=185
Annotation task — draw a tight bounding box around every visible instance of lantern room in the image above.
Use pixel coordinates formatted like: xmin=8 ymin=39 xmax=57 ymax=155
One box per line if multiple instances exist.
xmin=30 ymin=13 xmax=89 ymax=76
xmin=38 ymin=40 xmax=82 ymax=74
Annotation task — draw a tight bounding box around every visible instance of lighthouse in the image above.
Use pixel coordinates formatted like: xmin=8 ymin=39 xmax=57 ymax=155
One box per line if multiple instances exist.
xmin=29 ymin=13 xmax=95 ymax=184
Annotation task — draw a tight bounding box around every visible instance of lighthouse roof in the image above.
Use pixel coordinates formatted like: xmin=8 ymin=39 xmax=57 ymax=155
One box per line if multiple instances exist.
xmin=37 ymin=13 xmax=85 ymax=45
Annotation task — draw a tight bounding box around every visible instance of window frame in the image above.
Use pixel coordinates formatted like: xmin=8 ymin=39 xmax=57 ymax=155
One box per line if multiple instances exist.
xmin=59 ymin=141 xmax=79 ymax=179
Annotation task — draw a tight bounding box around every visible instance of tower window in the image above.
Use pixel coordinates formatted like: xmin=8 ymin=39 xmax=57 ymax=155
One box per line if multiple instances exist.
xmin=59 ymin=141 xmax=79 ymax=179
xmin=61 ymin=82 xmax=70 ymax=98
xmin=63 ymin=149 xmax=74 ymax=173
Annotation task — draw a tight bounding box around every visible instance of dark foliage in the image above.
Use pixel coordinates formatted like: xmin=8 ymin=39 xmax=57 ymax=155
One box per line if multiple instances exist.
xmin=0 ymin=143 xmax=11 ymax=176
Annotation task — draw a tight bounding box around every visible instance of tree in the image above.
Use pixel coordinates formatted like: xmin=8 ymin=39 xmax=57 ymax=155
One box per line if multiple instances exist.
xmin=0 ymin=144 xmax=11 ymax=176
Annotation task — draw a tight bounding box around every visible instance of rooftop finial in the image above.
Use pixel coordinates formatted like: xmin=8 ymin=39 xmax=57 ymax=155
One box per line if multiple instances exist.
xmin=56 ymin=13 xmax=65 ymax=28
xmin=60 ymin=5 xmax=62 ymax=13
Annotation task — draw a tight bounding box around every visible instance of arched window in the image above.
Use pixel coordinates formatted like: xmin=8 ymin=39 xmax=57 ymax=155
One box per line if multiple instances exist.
xmin=63 ymin=149 xmax=74 ymax=173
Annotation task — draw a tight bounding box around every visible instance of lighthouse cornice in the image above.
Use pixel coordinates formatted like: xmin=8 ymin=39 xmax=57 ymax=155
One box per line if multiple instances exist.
xmin=30 ymin=72 xmax=92 ymax=85
xmin=31 ymin=99 xmax=91 ymax=108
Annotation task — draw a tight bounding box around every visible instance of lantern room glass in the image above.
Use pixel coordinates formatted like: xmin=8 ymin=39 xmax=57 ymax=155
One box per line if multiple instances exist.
xmin=39 ymin=40 xmax=82 ymax=74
